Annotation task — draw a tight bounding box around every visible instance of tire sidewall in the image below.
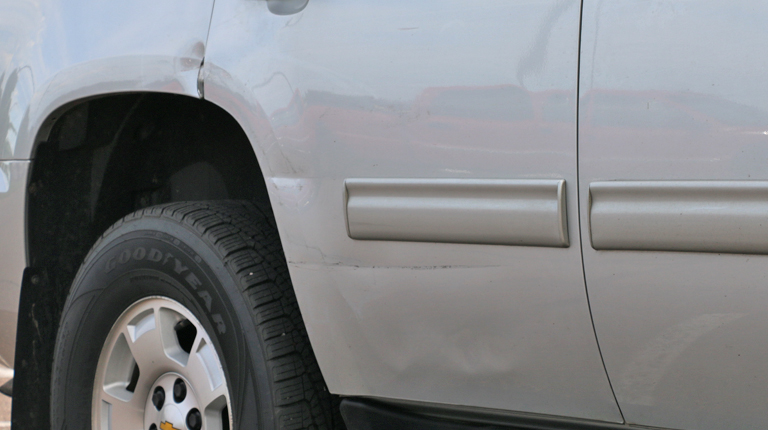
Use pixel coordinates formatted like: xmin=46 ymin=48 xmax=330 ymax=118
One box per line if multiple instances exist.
xmin=52 ymin=217 xmax=272 ymax=429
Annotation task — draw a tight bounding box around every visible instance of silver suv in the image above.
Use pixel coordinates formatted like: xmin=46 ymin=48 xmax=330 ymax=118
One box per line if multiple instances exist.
xmin=2 ymin=1 xmax=768 ymax=429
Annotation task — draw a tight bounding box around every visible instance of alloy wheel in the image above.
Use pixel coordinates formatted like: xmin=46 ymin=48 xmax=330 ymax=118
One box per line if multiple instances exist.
xmin=92 ymin=297 xmax=231 ymax=430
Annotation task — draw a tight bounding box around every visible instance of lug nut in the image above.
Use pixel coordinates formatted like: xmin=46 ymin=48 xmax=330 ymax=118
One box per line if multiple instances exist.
xmin=186 ymin=408 xmax=202 ymax=430
xmin=151 ymin=386 xmax=165 ymax=410
xmin=173 ymin=378 xmax=187 ymax=403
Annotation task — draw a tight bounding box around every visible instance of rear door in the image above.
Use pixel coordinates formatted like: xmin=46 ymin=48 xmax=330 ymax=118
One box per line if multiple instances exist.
xmin=204 ymin=0 xmax=622 ymax=421
xmin=579 ymin=1 xmax=768 ymax=428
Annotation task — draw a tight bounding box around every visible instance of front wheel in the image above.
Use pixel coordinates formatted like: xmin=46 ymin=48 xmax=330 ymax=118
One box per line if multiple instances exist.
xmin=52 ymin=201 xmax=340 ymax=429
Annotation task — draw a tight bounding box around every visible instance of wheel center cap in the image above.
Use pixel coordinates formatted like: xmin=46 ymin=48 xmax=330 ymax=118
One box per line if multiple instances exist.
xmin=160 ymin=405 xmax=184 ymax=430
xmin=145 ymin=373 xmax=200 ymax=430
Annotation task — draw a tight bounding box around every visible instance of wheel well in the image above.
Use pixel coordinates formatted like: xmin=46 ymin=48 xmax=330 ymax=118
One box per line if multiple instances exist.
xmin=14 ymin=93 xmax=270 ymax=427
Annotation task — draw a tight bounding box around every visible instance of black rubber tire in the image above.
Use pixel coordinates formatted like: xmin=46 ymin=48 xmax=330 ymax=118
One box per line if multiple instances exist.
xmin=51 ymin=201 xmax=342 ymax=429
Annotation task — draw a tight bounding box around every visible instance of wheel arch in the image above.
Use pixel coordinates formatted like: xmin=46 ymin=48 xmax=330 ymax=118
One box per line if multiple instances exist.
xmin=14 ymin=91 xmax=280 ymax=428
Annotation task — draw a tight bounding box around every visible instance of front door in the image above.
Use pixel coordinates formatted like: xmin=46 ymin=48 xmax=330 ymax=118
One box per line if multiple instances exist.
xmin=204 ymin=0 xmax=621 ymax=421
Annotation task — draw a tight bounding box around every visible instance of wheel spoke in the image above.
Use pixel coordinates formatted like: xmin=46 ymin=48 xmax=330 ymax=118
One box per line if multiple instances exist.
xmin=99 ymin=389 xmax=144 ymax=430
xmin=185 ymin=337 xmax=227 ymax=409
xmin=199 ymin=383 xmax=229 ymax=413
xmin=123 ymin=311 xmax=178 ymax=375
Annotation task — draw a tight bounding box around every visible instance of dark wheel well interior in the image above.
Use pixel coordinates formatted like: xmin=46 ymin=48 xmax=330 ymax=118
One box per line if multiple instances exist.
xmin=14 ymin=93 xmax=270 ymax=428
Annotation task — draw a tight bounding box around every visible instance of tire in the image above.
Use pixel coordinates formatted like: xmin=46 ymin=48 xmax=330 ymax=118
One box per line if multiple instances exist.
xmin=52 ymin=201 xmax=341 ymax=430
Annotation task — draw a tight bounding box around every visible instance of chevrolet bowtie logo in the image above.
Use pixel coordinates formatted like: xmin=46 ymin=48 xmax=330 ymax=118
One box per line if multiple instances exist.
xmin=160 ymin=421 xmax=180 ymax=430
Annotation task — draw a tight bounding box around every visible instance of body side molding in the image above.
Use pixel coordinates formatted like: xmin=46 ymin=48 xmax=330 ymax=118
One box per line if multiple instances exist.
xmin=344 ymin=178 xmax=569 ymax=247
xmin=590 ymin=181 xmax=768 ymax=254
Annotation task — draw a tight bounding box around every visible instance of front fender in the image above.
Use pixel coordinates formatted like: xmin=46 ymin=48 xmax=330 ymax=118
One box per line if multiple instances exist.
xmin=0 ymin=0 xmax=216 ymax=161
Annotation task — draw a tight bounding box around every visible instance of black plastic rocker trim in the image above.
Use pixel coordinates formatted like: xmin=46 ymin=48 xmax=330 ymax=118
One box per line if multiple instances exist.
xmin=340 ymin=397 xmax=647 ymax=430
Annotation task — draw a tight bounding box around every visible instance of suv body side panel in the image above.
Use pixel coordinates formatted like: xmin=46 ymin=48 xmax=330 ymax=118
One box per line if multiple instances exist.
xmin=203 ymin=0 xmax=623 ymax=421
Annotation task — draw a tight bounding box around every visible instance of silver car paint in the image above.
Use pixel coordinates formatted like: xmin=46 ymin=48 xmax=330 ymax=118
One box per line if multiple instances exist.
xmin=580 ymin=1 xmax=768 ymax=428
xmin=203 ymin=0 xmax=622 ymax=421
xmin=0 ymin=0 xmax=215 ymax=365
